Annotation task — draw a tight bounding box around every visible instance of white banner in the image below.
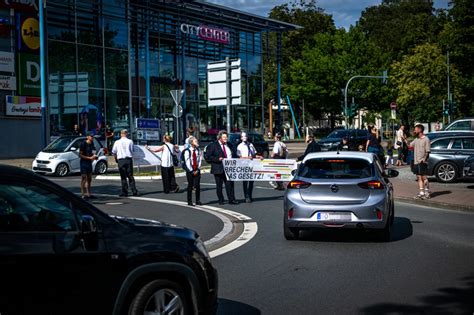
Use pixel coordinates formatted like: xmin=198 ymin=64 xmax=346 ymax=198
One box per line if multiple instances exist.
xmin=0 ymin=51 xmax=14 ymax=72
xmin=132 ymin=145 xmax=162 ymax=166
xmin=223 ymin=158 xmax=297 ymax=181
xmin=6 ymin=95 xmax=41 ymax=116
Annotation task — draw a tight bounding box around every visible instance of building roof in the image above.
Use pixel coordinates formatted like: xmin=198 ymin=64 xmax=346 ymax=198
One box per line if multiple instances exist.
xmin=182 ymin=0 xmax=301 ymax=32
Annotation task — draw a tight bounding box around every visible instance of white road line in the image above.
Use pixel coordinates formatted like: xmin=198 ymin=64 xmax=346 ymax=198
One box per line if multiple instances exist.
xmin=200 ymin=182 xmax=275 ymax=190
xmin=122 ymin=196 xmax=258 ymax=258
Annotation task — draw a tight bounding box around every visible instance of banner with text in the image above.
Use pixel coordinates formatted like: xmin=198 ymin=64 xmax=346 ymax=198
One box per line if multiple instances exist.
xmin=6 ymin=95 xmax=40 ymax=116
xmin=223 ymin=158 xmax=297 ymax=181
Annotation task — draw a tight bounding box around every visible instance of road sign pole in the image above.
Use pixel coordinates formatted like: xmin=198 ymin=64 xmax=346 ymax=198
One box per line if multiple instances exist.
xmin=225 ymin=57 xmax=231 ymax=133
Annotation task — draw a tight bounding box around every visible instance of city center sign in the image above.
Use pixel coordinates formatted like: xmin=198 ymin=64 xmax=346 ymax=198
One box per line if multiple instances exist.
xmin=180 ymin=23 xmax=230 ymax=44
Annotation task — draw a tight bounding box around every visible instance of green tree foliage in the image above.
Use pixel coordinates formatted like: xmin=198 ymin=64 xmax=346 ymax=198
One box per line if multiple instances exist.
xmin=391 ymin=43 xmax=460 ymax=122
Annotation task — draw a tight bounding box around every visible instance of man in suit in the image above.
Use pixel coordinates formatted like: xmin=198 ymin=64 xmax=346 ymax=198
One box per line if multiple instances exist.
xmin=205 ymin=130 xmax=239 ymax=205
xmin=297 ymin=134 xmax=321 ymax=162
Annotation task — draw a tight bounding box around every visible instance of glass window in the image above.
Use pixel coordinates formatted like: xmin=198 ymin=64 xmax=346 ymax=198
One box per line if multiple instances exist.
xmin=104 ymin=16 xmax=128 ymax=49
xmin=105 ymin=48 xmax=129 ymax=90
xmin=78 ymin=45 xmax=104 ymax=89
xmin=0 ymin=182 xmax=77 ymax=232
xmin=462 ymin=138 xmax=474 ymax=150
xmin=431 ymin=138 xmax=451 ymax=150
xmin=47 ymin=2 xmax=75 ymax=41
xmin=452 ymin=139 xmax=462 ymax=149
xmin=48 ymin=40 xmax=76 ymax=74
xmin=76 ymin=8 xmax=102 ymax=46
xmin=106 ymin=90 xmax=130 ymax=129
xmin=447 ymin=120 xmax=471 ymax=131
xmin=298 ymin=158 xmax=373 ymax=179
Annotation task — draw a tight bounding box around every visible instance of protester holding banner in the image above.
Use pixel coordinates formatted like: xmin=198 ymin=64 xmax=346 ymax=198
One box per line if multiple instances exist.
xmin=182 ymin=136 xmax=203 ymax=206
xmin=237 ymin=132 xmax=262 ymax=203
xmin=270 ymin=133 xmax=288 ymax=190
xmin=205 ymin=130 xmax=239 ymax=205
xmin=146 ymin=134 xmax=180 ymax=194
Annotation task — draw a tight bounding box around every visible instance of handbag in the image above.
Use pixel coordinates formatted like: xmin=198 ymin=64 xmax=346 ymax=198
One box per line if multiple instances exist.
xmin=396 ymin=141 xmax=402 ymax=146
xmin=165 ymin=143 xmax=179 ymax=167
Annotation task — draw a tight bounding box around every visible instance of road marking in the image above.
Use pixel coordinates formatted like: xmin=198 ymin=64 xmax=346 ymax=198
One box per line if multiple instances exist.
xmin=127 ymin=196 xmax=258 ymax=258
xmin=200 ymin=182 xmax=275 ymax=190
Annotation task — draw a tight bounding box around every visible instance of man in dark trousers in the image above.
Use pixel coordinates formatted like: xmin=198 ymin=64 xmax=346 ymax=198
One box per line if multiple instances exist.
xmin=112 ymin=129 xmax=138 ymax=197
xmin=297 ymin=134 xmax=321 ymax=162
xmin=205 ymin=130 xmax=239 ymax=205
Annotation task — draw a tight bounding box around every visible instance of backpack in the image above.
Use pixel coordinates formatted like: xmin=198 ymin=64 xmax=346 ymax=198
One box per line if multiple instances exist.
xmin=180 ymin=148 xmax=190 ymax=170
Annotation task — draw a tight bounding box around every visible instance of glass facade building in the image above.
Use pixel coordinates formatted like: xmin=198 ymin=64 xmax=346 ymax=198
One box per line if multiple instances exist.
xmin=0 ymin=0 xmax=296 ymax=157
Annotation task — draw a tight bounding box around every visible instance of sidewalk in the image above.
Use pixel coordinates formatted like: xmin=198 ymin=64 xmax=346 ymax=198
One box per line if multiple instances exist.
xmin=390 ymin=165 xmax=474 ymax=212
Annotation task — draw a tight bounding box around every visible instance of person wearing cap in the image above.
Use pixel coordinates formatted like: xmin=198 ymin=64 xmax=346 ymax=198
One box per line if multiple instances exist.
xmin=112 ymin=129 xmax=138 ymax=197
xmin=271 ymin=132 xmax=288 ymax=190
xmin=237 ymin=132 xmax=263 ymax=203
xmin=297 ymin=134 xmax=321 ymax=161
xmin=79 ymin=132 xmax=98 ymax=200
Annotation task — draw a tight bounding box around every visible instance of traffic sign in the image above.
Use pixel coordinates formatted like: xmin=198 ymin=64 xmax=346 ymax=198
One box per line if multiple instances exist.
xmin=137 ymin=130 xmax=144 ymax=140
xmin=170 ymin=89 xmax=184 ymax=106
xmin=136 ymin=118 xmax=160 ymax=129
xmin=390 ymin=102 xmax=397 ymax=110
xmin=173 ymin=105 xmax=183 ymax=118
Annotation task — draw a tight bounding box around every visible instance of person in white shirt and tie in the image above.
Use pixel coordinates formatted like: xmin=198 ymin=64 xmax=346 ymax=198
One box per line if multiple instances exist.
xmin=182 ymin=136 xmax=202 ymax=206
xmin=237 ymin=132 xmax=263 ymax=203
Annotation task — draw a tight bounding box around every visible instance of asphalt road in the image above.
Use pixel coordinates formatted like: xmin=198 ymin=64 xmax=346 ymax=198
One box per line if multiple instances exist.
xmin=50 ymin=173 xmax=474 ymax=314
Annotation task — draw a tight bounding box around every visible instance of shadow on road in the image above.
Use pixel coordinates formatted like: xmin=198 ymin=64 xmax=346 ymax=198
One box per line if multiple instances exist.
xmin=429 ymin=190 xmax=452 ymax=198
xmin=359 ymin=274 xmax=474 ymax=314
xmin=217 ymin=298 xmax=261 ymax=315
xmin=298 ymin=217 xmax=413 ymax=243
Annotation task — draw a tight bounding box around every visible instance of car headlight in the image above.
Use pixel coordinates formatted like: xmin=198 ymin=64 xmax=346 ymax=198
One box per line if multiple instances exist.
xmin=49 ymin=154 xmax=59 ymax=160
xmin=195 ymin=238 xmax=210 ymax=260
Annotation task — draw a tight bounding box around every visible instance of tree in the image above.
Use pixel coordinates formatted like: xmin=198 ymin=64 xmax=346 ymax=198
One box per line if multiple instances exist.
xmin=391 ymin=43 xmax=461 ymax=123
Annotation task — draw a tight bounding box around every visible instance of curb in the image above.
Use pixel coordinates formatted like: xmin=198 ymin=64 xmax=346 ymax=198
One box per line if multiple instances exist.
xmin=394 ymin=196 xmax=474 ymax=212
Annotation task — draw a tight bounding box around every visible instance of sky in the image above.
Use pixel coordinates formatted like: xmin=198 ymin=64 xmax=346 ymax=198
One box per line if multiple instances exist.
xmin=207 ymin=0 xmax=451 ymax=30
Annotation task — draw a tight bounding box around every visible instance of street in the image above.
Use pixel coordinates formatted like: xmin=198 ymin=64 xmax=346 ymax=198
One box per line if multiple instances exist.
xmin=51 ymin=173 xmax=474 ymax=314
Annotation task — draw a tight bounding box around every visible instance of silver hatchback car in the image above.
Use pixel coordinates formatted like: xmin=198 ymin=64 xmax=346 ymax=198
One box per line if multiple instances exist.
xmin=284 ymin=152 xmax=399 ymax=241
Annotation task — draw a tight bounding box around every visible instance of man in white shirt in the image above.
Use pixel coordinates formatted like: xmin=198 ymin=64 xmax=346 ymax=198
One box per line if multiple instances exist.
xmin=112 ymin=129 xmax=138 ymax=197
xmin=271 ymin=133 xmax=287 ymax=190
xmin=183 ymin=136 xmax=202 ymax=206
xmin=237 ymin=132 xmax=262 ymax=203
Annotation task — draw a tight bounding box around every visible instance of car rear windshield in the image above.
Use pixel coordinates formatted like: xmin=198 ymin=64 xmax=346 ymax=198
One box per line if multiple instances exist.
xmin=43 ymin=137 xmax=76 ymax=153
xmin=298 ymin=158 xmax=373 ymax=179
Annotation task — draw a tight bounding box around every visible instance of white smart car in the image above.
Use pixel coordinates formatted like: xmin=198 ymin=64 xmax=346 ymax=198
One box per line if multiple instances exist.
xmin=32 ymin=136 xmax=108 ymax=176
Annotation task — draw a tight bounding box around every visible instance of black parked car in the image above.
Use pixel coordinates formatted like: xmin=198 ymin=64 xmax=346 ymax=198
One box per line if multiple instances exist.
xmin=228 ymin=132 xmax=270 ymax=157
xmin=0 ymin=165 xmax=217 ymax=315
xmin=318 ymin=129 xmax=369 ymax=151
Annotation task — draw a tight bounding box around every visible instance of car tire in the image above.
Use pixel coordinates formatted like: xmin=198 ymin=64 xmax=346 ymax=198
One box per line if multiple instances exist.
xmin=435 ymin=161 xmax=458 ymax=183
xmin=55 ymin=163 xmax=69 ymax=177
xmin=284 ymin=223 xmax=300 ymax=240
xmin=128 ymin=279 xmax=190 ymax=315
xmin=95 ymin=160 xmax=108 ymax=174
xmin=375 ymin=216 xmax=391 ymax=242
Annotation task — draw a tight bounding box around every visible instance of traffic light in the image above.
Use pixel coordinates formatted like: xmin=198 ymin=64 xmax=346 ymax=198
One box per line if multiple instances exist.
xmin=349 ymin=102 xmax=358 ymax=118
xmin=451 ymin=100 xmax=457 ymax=114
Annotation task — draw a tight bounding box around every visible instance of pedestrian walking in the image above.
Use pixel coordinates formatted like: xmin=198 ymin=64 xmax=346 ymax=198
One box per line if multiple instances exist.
xmin=105 ymin=124 xmax=114 ymax=155
xmin=271 ymin=133 xmax=288 ymax=190
xmin=204 ymin=130 xmax=239 ymax=205
xmin=79 ymin=132 xmax=98 ymax=200
xmin=366 ymin=125 xmax=381 ymax=155
xmin=237 ymin=132 xmax=263 ymax=203
xmin=146 ymin=134 xmax=180 ymax=194
xmin=411 ymin=124 xmax=431 ymax=199
xmin=297 ymin=134 xmax=321 ymax=161
xmin=112 ymin=129 xmax=138 ymax=197
xmin=394 ymin=125 xmax=407 ymax=166
xmin=182 ymin=136 xmax=203 ymax=206
xmin=385 ymin=140 xmax=394 ymax=167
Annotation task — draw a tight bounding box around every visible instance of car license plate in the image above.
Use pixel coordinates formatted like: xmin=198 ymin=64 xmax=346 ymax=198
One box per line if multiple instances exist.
xmin=315 ymin=212 xmax=351 ymax=222
xmin=37 ymin=164 xmax=47 ymax=168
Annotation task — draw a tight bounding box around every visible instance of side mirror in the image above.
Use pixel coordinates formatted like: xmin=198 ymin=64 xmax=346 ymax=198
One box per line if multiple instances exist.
xmin=70 ymin=147 xmax=77 ymax=152
xmin=291 ymin=169 xmax=297 ymax=176
xmin=81 ymin=215 xmax=98 ymax=234
xmin=386 ymin=169 xmax=399 ymax=178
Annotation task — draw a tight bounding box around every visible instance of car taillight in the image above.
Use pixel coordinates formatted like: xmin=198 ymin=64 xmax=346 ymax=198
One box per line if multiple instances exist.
xmin=358 ymin=180 xmax=384 ymax=190
xmin=288 ymin=180 xmax=311 ymax=189
xmin=376 ymin=209 xmax=383 ymax=220
xmin=288 ymin=208 xmax=294 ymax=219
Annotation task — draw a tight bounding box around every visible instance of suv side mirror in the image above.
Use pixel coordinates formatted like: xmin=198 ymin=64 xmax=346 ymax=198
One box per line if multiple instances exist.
xmin=386 ymin=169 xmax=399 ymax=178
xmin=70 ymin=147 xmax=77 ymax=152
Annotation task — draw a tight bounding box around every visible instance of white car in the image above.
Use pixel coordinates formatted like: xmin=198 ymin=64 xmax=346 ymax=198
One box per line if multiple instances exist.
xmin=32 ymin=136 xmax=108 ymax=176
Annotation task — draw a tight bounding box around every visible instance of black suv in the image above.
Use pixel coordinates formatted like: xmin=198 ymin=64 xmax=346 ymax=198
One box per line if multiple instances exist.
xmin=0 ymin=165 xmax=217 ymax=315
xmin=318 ymin=129 xmax=369 ymax=151
xmin=228 ymin=132 xmax=270 ymax=157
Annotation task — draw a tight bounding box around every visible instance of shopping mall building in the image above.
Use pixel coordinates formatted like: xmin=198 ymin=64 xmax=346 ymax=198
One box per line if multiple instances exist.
xmin=0 ymin=0 xmax=296 ymax=158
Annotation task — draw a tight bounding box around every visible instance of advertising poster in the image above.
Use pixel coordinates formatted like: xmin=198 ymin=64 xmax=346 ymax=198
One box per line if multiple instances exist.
xmin=0 ymin=51 xmax=14 ymax=72
xmin=17 ymin=53 xmax=40 ymax=96
xmin=17 ymin=15 xmax=39 ymax=53
xmin=0 ymin=75 xmax=16 ymax=90
xmin=6 ymin=95 xmax=41 ymax=116
xmin=223 ymin=158 xmax=297 ymax=181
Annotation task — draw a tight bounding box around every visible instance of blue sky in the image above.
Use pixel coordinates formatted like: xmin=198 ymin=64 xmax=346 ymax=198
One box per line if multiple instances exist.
xmin=208 ymin=0 xmax=451 ymax=29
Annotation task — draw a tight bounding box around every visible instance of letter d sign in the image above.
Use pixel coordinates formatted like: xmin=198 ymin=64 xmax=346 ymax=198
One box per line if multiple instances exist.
xmin=27 ymin=61 xmax=40 ymax=82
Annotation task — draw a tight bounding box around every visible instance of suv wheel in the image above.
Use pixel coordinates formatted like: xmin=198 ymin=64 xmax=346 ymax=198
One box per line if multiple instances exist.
xmin=55 ymin=163 xmax=69 ymax=177
xmin=129 ymin=279 xmax=189 ymax=315
xmin=284 ymin=223 xmax=300 ymax=240
xmin=435 ymin=161 xmax=458 ymax=183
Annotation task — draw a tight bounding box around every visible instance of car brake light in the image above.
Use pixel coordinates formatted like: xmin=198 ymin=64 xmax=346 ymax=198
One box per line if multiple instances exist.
xmin=288 ymin=180 xmax=311 ymax=189
xmin=288 ymin=208 xmax=294 ymax=219
xmin=358 ymin=180 xmax=384 ymax=190
xmin=376 ymin=209 xmax=383 ymax=220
